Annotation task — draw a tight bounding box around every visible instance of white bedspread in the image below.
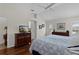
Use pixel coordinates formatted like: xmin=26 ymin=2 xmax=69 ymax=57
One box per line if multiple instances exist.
xmin=30 ymin=35 xmax=79 ymax=55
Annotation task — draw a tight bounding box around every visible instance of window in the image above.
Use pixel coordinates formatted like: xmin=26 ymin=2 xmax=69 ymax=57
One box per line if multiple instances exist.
xmin=72 ymin=24 xmax=79 ymax=34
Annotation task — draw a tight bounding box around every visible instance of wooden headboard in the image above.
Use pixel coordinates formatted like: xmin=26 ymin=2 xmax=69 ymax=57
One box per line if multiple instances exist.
xmin=52 ymin=31 xmax=69 ymax=36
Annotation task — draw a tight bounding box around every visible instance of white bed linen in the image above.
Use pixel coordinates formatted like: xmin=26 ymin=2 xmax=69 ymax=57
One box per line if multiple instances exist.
xmin=30 ymin=34 xmax=79 ymax=55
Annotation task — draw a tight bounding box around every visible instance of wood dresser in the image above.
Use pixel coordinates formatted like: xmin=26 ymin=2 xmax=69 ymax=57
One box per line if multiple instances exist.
xmin=15 ymin=33 xmax=31 ymax=47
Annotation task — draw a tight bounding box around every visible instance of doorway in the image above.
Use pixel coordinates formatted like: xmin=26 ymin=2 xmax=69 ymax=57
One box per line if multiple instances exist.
xmin=0 ymin=28 xmax=7 ymax=50
xmin=0 ymin=17 xmax=7 ymax=50
xmin=3 ymin=26 xmax=7 ymax=47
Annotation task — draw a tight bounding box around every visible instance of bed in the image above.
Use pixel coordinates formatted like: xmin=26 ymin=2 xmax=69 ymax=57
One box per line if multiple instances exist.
xmin=30 ymin=31 xmax=79 ymax=55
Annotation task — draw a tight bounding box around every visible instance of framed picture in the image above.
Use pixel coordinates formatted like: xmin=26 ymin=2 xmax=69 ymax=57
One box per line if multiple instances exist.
xmin=39 ymin=24 xmax=45 ymax=29
xmin=57 ymin=23 xmax=65 ymax=30
xmin=19 ymin=25 xmax=29 ymax=33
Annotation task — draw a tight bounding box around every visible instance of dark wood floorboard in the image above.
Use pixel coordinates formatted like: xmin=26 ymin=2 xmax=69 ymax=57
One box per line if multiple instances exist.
xmin=0 ymin=46 xmax=32 ymax=55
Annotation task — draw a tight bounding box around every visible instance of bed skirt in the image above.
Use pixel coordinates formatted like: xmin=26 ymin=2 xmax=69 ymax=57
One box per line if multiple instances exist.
xmin=32 ymin=50 xmax=41 ymax=55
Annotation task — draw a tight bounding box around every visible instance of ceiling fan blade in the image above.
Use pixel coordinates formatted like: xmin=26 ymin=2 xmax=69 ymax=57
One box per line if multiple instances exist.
xmin=45 ymin=3 xmax=55 ymax=9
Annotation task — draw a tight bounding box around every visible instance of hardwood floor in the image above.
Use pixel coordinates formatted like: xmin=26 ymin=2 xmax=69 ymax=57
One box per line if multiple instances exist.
xmin=0 ymin=43 xmax=6 ymax=50
xmin=0 ymin=45 xmax=32 ymax=55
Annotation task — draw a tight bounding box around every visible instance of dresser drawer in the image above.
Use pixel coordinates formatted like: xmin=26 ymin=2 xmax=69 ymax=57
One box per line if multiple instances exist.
xmin=15 ymin=33 xmax=31 ymax=47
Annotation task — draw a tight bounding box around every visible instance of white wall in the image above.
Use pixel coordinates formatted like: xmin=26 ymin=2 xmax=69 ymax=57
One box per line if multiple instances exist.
xmin=0 ymin=17 xmax=7 ymax=44
xmin=45 ymin=17 xmax=79 ymax=36
xmin=7 ymin=18 xmax=31 ymax=48
xmin=0 ymin=4 xmax=33 ymax=48
xmin=36 ymin=20 xmax=46 ymax=39
xmin=4 ymin=6 xmax=32 ymax=48
xmin=45 ymin=21 xmax=54 ymax=35
xmin=31 ymin=20 xmax=37 ymax=40
xmin=0 ymin=23 xmax=5 ymax=44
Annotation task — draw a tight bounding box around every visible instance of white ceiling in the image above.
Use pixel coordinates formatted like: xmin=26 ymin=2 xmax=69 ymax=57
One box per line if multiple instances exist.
xmin=38 ymin=3 xmax=79 ymax=20
xmin=0 ymin=3 xmax=79 ymax=21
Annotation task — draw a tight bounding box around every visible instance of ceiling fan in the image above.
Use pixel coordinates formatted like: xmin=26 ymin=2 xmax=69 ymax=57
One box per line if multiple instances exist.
xmin=30 ymin=3 xmax=55 ymax=19
xmin=30 ymin=9 xmax=37 ymax=19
